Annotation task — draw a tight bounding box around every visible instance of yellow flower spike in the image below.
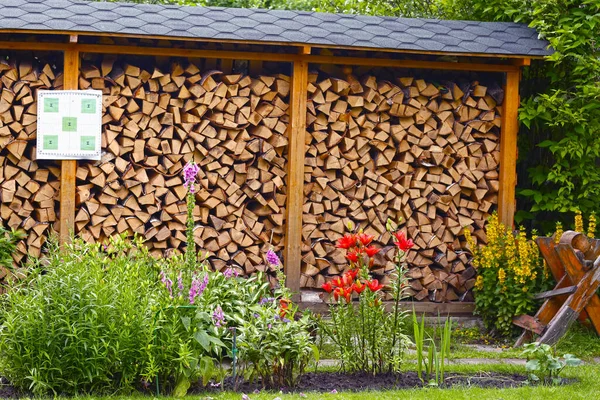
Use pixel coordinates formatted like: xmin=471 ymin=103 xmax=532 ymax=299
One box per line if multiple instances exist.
xmin=575 ymin=209 xmax=584 ymax=233
xmin=498 ymin=268 xmax=506 ymax=284
xmin=588 ymin=213 xmax=596 ymax=238
xmin=554 ymin=222 xmax=563 ymax=244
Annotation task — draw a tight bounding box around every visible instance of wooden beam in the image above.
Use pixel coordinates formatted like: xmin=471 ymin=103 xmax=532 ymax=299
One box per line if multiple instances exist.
xmin=284 ymin=48 xmax=309 ymax=298
xmin=77 ymin=43 xmax=519 ymax=72
xmin=59 ymin=44 xmax=79 ymax=244
xmin=0 ymin=40 xmax=521 ymax=73
xmin=77 ymin=43 xmax=297 ymax=63
xmin=307 ymin=54 xmax=521 ymax=72
xmin=0 ymin=40 xmax=68 ymax=52
xmin=498 ymin=70 xmax=520 ymax=228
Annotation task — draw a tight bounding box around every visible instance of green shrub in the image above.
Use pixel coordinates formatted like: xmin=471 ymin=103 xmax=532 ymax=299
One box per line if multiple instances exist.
xmin=237 ymin=299 xmax=317 ymax=388
xmin=0 ymin=235 xmax=159 ymax=395
xmin=465 ymin=213 xmax=548 ymax=336
xmin=147 ymin=256 xmax=271 ymax=396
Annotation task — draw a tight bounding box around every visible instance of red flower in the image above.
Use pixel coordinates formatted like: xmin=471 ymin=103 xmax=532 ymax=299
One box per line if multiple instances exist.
xmin=331 ymin=277 xmax=343 ymax=287
xmin=346 ymin=250 xmax=359 ymax=263
xmin=364 ymin=245 xmax=380 ymax=257
xmin=347 ymin=269 xmax=359 ymax=280
xmin=367 ymin=279 xmax=384 ymax=292
xmin=279 ymin=298 xmax=290 ymax=318
xmin=336 ymin=234 xmax=356 ymax=249
xmin=352 ymin=280 xmax=366 ymax=294
xmin=333 ymin=287 xmax=352 ymax=303
xmin=322 ymin=282 xmax=333 ymax=293
xmin=393 ymin=231 xmax=414 ymax=252
xmin=356 ymin=233 xmax=374 ymax=246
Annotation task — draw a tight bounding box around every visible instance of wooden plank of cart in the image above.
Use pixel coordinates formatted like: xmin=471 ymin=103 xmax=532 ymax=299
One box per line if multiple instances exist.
xmin=513 ymin=231 xmax=600 ymax=346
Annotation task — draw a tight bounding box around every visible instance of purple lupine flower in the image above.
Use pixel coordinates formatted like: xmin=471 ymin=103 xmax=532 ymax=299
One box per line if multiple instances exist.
xmin=165 ymin=278 xmax=173 ymax=299
xmin=267 ymin=323 xmax=272 ymax=330
xmin=253 ymin=313 xmax=260 ymax=318
xmin=266 ymin=249 xmax=280 ymax=266
xmin=213 ymin=305 xmax=225 ymax=327
xmin=282 ymin=318 xmax=291 ymax=323
xmin=258 ymin=297 xmax=275 ymax=305
xmin=177 ymin=272 xmax=184 ymax=295
xmin=189 ymin=273 xmax=209 ymax=304
xmin=182 ymin=161 xmax=200 ymax=194
xmin=223 ymin=267 xmax=239 ymax=278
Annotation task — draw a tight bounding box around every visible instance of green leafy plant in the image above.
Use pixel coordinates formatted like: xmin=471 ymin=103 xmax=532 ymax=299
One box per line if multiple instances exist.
xmin=0 ymin=226 xmax=24 ymax=272
xmin=412 ymin=312 xmax=452 ymax=386
xmin=237 ymin=300 xmax=317 ymax=388
xmin=235 ymin=249 xmax=318 ymax=389
xmin=465 ymin=213 xmax=548 ymax=336
xmin=148 ymin=258 xmax=271 ymax=396
xmin=521 ymin=342 xmax=582 ymax=384
xmin=0 ymin=235 xmax=159 ymax=395
xmin=318 ymin=221 xmax=413 ymax=374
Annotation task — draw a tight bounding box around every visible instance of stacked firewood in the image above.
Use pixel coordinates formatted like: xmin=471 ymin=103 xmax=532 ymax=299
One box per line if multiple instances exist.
xmin=0 ymin=56 xmax=62 ymax=273
xmin=76 ymin=56 xmax=289 ymax=274
xmin=302 ymin=72 xmax=502 ymax=302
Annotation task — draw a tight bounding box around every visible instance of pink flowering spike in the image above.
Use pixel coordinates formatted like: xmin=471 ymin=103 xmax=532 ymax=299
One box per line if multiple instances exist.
xmin=182 ymin=161 xmax=200 ymax=193
xmin=266 ymin=249 xmax=280 ymax=266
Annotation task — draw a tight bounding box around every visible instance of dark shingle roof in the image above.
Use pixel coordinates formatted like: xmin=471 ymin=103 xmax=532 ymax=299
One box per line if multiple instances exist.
xmin=0 ymin=0 xmax=551 ymax=57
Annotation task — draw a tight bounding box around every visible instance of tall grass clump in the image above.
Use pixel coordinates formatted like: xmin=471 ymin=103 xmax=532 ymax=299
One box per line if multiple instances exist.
xmin=0 ymin=234 xmax=159 ymax=395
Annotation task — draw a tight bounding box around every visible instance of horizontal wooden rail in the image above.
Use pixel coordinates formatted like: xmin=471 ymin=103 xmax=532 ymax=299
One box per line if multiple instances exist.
xmin=0 ymin=41 xmax=522 ymax=73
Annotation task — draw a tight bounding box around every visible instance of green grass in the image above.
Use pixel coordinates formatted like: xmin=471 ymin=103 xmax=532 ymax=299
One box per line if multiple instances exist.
xmin=67 ymin=363 xmax=599 ymax=400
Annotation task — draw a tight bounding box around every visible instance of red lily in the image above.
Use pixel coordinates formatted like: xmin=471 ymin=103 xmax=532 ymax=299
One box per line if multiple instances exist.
xmin=347 ymin=269 xmax=359 ymax=280
xmin=356 ymin=233 xmax=374 ymax=246
xmin=364 ymin=245 xmax=380 ymax=257
xmin=393 ymin=231 xmax=414 ymax=252
xmin=352 ymin=280 xmax=366 ymax=294
xmin=342 ymin=273 xmax=353 ymax=287
xmin=331 ymin=277 xmax=344 ymax=287
xmin=336 ymin=234 xmax=356 ymax=249
xmin=322 ymin=282 xmax=333 ymax=293
xmin=346 ymin=250 xmax=359 ymax=263
xmin=279 ymin=298 xmax=290 ymax=318
xmin=333 ymin=287 xmax=352 ymax=303
xmin=367 ymin=279 xmax=384 ymax=292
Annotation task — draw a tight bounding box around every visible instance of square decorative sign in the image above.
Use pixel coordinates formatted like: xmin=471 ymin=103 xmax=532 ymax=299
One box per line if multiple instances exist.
xmin=36 ymin=90 xmax=102 ymax=160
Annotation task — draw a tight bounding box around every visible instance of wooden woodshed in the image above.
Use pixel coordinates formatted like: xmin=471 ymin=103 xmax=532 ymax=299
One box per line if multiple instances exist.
xmin=0 ymin=0 xmax=551 ymax=311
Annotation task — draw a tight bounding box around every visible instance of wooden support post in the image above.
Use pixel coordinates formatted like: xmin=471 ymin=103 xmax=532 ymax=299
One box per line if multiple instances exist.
xmin=284 ymin=47 xmax=309 ymax=297
xmin=59 ymin=39 xmax=79 ymax=244
xmin=498 ymin=70 xmax=520 ymax=228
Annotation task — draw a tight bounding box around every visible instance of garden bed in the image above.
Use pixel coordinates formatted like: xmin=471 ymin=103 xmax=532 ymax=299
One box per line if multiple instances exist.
xmin=193 ymin=371 xmax=575 ymax=394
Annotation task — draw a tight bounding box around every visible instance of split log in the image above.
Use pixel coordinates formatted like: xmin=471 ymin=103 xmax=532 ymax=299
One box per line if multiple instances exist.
xmin=0 ymin=55 xmax=62 ymax=269
xmin=302 ymin=72 xmax=503 ymax=302
xmin=76 ymin=56 xmax=289 ymax=277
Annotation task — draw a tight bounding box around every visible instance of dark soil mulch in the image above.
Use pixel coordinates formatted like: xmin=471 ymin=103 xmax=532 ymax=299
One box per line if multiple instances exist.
xmin=192 ymin=370 xmax=562 ymax=394
xmin=0 ymin=372 xmax=576 ymax=397
xmin=0 ymin=378 xmax=21 ymax=399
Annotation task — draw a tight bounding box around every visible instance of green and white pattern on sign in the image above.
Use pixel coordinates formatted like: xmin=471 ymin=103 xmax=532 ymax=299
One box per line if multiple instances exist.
xmin=81 ymin=99 xmax=96 ymax=114
xmin=43 ymin=135 xmax=59 ymax=150
xmin=62 ymin=117 xmax=77 ymax=132
xmin=44 ymin=98 xmax=59 ymax=113
xmin=80 ymin=136 xmax=96 ymax=151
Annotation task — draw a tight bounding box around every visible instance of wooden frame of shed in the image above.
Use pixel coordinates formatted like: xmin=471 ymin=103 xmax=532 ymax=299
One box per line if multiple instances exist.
xmin=0 ymin=1 xmax=550 ymax=313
